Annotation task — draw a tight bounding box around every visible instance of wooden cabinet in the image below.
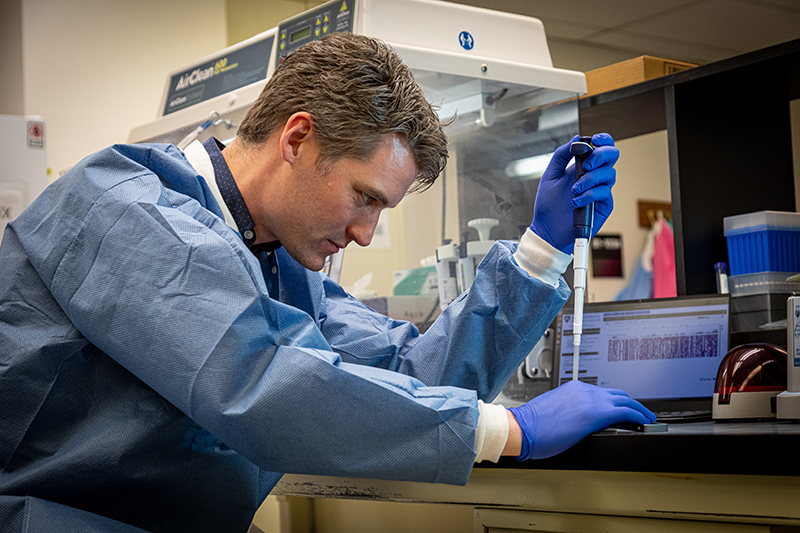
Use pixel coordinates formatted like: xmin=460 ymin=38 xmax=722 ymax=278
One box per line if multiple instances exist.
xmin=475 ymin=509 xmax=774 ymax=533
xmin=272 ymin=469 xmax=800 ymax=533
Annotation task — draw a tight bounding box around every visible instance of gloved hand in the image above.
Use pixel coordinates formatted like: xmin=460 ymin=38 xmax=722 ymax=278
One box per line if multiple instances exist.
xmin=529 ymin=133 xmax=619 ymax=254
xmin=507 ymin=380 xmax=656 ymax=461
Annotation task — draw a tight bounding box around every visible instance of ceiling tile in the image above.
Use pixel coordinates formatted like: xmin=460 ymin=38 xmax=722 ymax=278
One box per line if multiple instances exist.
xmin=589 ymin=30 xmax=736 ymax=64
xmin=748 ymin=0 xmax=800 ymax=10
xmin=547 ymin=39 xmax=643 ymax=71
xmin=539 ymin=18 xmax=606 ymax=40
xmin=440 ymin=0 xmax=800 ymax=70
xmin=623 ymin=0 xmax=800 ymax=53
xmin=443 ymin=0 xmax=699 ymax=28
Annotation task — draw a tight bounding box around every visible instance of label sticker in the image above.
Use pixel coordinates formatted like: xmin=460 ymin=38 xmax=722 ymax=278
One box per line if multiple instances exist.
xmin=794 ymin=303 xmax=800 ymax=367
xmin=459 ymin=31 xmax=474 ymax=50
xmin=27 ymin=122 xmax=44 ymax=149
xmin=164 ymin=36 xmax=273 ymax=116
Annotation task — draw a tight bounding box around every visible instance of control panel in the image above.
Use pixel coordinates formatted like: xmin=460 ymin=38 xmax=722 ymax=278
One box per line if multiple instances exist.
xmin=276 ymin=0 xmax=355 ymax=67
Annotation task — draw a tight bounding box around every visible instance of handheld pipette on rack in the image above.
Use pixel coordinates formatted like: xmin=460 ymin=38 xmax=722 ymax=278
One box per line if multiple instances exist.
xmin=570 ymin=137 xmax=595 ymax=381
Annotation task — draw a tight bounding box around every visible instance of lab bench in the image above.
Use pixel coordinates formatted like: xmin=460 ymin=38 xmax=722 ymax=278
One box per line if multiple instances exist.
xmin=271 ymin=421 xmax=800 ymax=533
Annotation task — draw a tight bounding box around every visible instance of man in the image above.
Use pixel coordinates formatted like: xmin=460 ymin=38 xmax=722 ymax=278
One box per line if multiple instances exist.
xmin=0 ymin=33 xmax=654 ymax=532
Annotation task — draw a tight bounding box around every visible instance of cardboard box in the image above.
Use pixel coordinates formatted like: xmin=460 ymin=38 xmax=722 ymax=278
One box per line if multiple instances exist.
xmin=584 ymin=55 xmax=698 ymax=97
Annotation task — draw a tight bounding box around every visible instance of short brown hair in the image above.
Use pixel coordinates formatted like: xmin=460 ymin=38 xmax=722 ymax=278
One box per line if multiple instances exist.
xmin=236 ymin=32 xmax=448 ymax=192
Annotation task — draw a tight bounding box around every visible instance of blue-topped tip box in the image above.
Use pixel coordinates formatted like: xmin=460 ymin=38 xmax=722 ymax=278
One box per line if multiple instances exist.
xmin=724 ymin=211 xmax=800 ymax=276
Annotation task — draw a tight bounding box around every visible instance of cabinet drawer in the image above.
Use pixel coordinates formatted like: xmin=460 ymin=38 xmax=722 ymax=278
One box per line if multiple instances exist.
xmin=475 ymin=508 xmax=772 ymax=533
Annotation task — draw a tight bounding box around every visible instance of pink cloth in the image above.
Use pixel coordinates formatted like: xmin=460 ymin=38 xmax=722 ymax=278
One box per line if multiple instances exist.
xmin=652 ymin=218 xmax=677 ymax=298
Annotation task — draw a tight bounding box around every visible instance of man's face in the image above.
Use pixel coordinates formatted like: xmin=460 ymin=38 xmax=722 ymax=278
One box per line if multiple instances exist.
xmin=266 ymin=134 xmax=418 ymax=271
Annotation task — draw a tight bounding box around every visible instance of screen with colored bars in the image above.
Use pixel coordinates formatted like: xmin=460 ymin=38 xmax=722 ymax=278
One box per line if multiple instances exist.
xmin=553 ymin=295 xmax=731 ymax=401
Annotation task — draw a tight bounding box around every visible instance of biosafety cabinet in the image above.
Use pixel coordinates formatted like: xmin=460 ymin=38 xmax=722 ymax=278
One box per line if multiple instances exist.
xmin=129 ymin=0 xmax=585 ymax=303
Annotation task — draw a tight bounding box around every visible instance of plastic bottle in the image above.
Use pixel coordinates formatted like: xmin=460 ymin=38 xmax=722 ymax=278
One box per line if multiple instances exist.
xmin=714 ymin=262 xmax=729 ymax=294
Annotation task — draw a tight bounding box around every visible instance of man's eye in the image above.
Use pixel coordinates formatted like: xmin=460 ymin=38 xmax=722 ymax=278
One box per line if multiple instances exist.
xmin=361 ymin=192 xmax=376 ymax=205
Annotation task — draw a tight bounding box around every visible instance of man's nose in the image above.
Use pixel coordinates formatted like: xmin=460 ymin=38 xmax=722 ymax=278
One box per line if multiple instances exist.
xmin=347 ymin=211 xmax=380 ymax=247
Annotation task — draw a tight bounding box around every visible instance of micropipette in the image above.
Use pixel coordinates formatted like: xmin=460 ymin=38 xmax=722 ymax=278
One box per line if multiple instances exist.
xmin=570 ymin=136 xmax=595 ymax=381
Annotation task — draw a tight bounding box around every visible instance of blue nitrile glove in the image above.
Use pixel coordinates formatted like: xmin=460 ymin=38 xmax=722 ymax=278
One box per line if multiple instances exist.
xmin=507 ymin=380 xmax=656 ymax=461
xmin=529 ymin=133 xmax=619 ymax=254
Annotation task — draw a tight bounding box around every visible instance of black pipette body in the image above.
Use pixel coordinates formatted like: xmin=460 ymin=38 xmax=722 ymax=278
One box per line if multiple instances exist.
xmin=571 ymin=136 xmax=595 ymax=239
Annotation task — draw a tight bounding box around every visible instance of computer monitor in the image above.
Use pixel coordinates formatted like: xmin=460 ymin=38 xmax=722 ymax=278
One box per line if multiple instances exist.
xmin=552 ymin=294 xmax=731 ymax=417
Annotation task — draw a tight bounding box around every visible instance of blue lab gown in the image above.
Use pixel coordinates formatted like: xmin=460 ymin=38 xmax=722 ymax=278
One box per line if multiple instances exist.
xmin=0 ymin=143 xmax=569 ymax=532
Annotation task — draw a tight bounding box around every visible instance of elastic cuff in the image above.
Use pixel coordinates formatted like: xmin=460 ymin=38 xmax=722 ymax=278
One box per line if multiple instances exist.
xmin=513 ymin=229 xmax=573 ymax=287
xmin=474 ymin=401 xmax=510 ymax=463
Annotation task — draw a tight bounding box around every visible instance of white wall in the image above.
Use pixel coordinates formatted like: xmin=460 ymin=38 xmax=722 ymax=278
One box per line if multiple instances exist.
xmin=21 ymin=0 xmax=228 ymax=178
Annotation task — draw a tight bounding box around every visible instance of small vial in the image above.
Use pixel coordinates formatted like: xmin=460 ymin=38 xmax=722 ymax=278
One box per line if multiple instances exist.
xmin=715 ymin=262 xmax=729 ymax=294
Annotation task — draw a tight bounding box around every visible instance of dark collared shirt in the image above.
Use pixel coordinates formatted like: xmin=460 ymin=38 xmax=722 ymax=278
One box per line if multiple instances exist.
xmin=202 ymin=137 xmax=281 ymax=298
xmin=201 ymin=136 xmax=281 ymax=255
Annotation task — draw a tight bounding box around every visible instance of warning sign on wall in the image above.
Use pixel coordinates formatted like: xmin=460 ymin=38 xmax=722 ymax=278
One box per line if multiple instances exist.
xmin=27 ymin=121 xmax=44 ymax=149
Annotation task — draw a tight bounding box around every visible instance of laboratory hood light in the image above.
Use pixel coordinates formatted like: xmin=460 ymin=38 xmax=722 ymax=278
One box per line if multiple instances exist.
xmin=505 ymin=152 xmax=555 ymax=180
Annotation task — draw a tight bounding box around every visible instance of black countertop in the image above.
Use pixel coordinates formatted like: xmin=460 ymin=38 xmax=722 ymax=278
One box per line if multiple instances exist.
xmin=479 ymin=420 xmax=800 ymax=476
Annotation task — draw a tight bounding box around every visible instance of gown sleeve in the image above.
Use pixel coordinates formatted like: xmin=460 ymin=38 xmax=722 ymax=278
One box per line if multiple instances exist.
xmin=318 ymin=242 xmax=570 ymax=401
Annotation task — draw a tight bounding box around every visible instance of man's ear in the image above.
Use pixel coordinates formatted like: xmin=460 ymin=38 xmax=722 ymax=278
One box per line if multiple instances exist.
xmin=279 ymin=112 xmax=314 ymax=163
